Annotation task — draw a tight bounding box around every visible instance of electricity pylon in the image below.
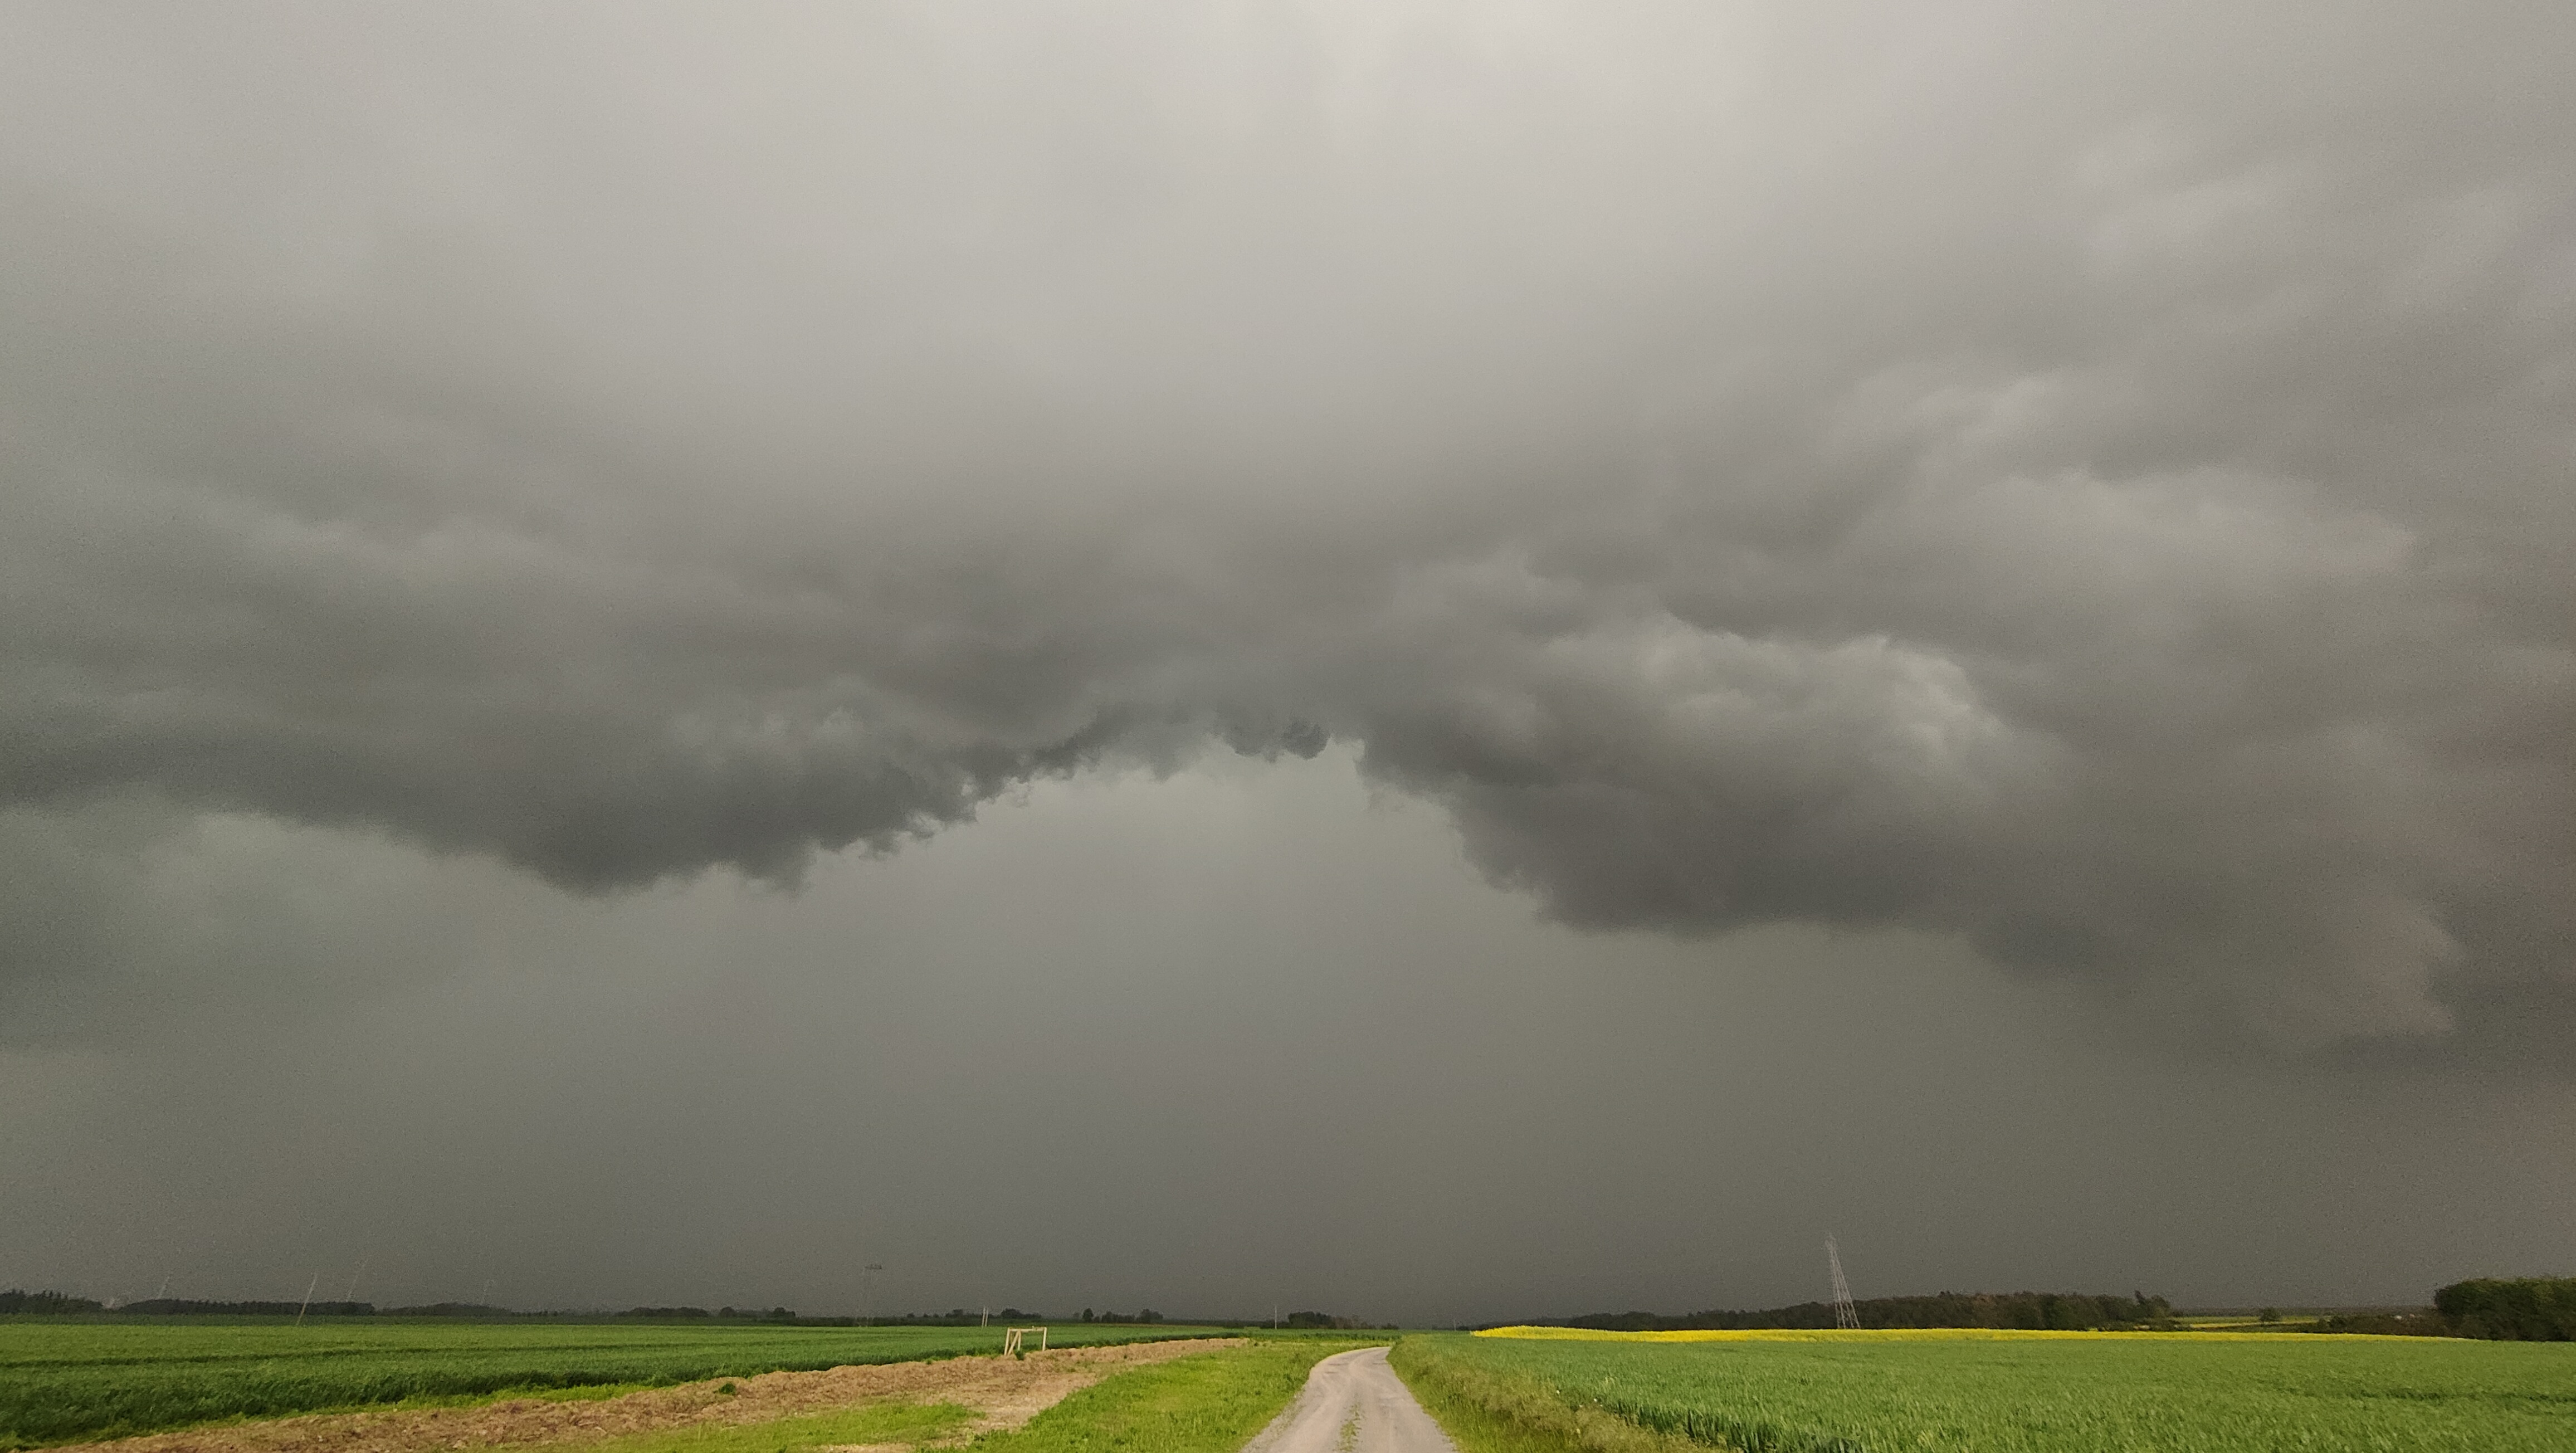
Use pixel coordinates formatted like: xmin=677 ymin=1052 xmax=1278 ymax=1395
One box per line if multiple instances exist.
xmin=1826 ymin=1237 xmax=1860 ymax=1330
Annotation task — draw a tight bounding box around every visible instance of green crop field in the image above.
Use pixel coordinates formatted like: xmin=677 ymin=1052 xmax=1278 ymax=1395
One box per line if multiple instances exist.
xmin=0 ymin=1319 xmax=1227 ymax=1450
xmin=976 ymin=1339 xmax=1375 ymax=1453
xmin=1394 ymin=1327 xmax=2576 ymax=1453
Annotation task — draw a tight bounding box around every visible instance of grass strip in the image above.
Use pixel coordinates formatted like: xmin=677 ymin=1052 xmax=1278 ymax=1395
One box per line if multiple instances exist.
xmin=585 ymin=1400 xmax=975 ymax=1453
xmin=970 ymin=1339 xmax=1370 ymax=1453
xmin=1388 ymin=1339 xmax=1722 ymax=1453
xmin=386 ymin=1382 xmax=653 ymax=1410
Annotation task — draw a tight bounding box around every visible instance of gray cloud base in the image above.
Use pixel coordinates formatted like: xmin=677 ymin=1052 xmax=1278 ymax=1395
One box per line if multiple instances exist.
xmin=17 ymin=764 xmax=2572 ymax=1320
xmin=2 ymin=1 xmax=2570 ymax=1054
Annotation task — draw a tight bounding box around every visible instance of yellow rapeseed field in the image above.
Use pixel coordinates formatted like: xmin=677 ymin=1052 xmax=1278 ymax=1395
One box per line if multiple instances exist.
xmin=1474 ymin=1324 xmax=2417 ymax=1343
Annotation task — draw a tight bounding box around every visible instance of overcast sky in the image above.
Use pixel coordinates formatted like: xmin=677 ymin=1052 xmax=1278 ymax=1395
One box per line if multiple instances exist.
xmin=3 ymin=1 xmax=2572 ymax=1323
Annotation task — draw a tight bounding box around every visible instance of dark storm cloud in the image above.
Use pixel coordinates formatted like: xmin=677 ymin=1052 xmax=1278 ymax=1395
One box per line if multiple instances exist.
xmin=2 ymin=2 xmax=2569 ymax=1051
xmin=14 ymin=763 xmax=2573 ymax=1320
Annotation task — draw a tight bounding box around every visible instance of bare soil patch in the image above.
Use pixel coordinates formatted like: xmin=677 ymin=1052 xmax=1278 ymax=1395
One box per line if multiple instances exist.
xmin=56 ymin=1339 xmax=1246 ymax=1453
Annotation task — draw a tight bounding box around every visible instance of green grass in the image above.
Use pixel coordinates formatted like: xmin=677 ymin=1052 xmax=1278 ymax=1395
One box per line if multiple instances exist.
xmin=970 ymin=1339 xmax=1374 ymax=1453
xmin=1390 ymin=1340 xmax=1688 ymax=1453
xmin=0 ymin=1320 xmax=1224 ymax=1450
xmin=380 ymin=1381 xmax=655 ymax=1410
xmin=1394 ymin=1330 xmax=2576 ymax=1453
xmin=587 ymin=1400 xmax=975 ymax=1453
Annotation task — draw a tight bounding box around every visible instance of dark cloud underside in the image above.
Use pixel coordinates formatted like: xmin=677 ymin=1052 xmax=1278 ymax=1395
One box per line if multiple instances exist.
xmin=2 ymin=0 xmax=2570 ymax=1060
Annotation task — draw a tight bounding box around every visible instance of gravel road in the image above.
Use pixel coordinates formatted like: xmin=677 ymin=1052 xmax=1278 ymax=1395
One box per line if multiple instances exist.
xmin=1242 ymin=1347 xmax=1457 ymax=1453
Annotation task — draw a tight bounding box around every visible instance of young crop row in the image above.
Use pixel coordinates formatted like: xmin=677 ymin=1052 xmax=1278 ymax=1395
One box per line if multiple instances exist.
xmin=1393 ymin=1328 xmax=2576 ymax=1452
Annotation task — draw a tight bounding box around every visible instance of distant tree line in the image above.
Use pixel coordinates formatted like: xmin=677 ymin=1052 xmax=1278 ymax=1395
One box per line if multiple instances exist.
xmin=1554 ymin=1291 xmax=2175 ymax=1332
xmin=612 ymin=1308 xmax=1100 ymax=1327
xmin=0 ymin=1293 xmax=390 ymax=1317
xmin=0 ymin=1290 xmax=102 ymax=1315
xmin=2297 ymin=1279 xmax=2576 ymax=1339
xmin=614 ymin=1306 xmax=799 ymax=1322
xmin=377 ymin=1303 xmax=515 ymax=1318
xmin=2424 ymin=1278 xmax=2576 ymax=1340
xmin=123 ymin=1300 xmax=379 ymax=1317
xmin=1551 ymin=1278 xmax=2576 ymax=1340
xmin=2300 ymin=1309 xmax=2448 ymax=1335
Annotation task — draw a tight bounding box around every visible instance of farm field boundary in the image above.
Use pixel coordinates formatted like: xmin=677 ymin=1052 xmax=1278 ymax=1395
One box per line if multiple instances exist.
xmin=39 ymin=1337 xmax=1245 ymax=1453
xmin=1388 ymin=1340 xmax=1691 ymax=1453
xmin=1474 ymin=1324 xmax=2427 ymax=1344
xmin=1399 ymin=1328 xmax=2576 ymax=1452
xmin=0 ymin=1323 xmax=1232 ymax=1449
xmin=977 ymin=1339 xmax=1374 ymax=1453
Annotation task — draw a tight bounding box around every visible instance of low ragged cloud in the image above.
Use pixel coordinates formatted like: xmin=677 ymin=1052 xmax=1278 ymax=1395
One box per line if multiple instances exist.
xmin=1 ymin=1 xmax=2568 ymax=1054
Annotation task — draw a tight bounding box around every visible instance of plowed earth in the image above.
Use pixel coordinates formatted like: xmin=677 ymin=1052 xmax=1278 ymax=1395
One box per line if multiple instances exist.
xmin=52 ymin=1339 xmax=1246 ymax=1453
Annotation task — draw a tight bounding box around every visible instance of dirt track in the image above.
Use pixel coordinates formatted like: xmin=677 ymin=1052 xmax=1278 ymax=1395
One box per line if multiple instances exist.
xmin=56 ymin=1339 xmax=1246 ymax=1453
xmin=1240 ymin=1348 xmax=1450 ymax=1453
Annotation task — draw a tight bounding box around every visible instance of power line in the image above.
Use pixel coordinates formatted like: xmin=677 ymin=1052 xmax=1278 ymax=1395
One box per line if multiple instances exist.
xmin=1826 ymin=1237 xmax=1860 ymax=1330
